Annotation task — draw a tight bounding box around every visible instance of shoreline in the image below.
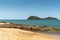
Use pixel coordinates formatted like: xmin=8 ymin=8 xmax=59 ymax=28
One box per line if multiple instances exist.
xmin=0 ymin=22 xmax=60 ymax=32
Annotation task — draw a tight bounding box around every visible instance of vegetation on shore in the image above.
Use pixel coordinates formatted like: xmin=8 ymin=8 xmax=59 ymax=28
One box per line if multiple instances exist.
xmin=19 ymin=25 xmax=60 ymax=32
xmin=0 ymin=22 xmax=60 ymax=32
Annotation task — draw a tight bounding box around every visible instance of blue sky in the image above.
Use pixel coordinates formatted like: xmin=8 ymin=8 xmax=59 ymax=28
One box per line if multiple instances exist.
xmin=0 ymin=0 xmax=60 ymax=19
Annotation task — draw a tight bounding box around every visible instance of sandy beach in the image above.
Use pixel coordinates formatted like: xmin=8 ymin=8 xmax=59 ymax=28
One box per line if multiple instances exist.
xmin=0 ymin=28 xmax=60 ymax=40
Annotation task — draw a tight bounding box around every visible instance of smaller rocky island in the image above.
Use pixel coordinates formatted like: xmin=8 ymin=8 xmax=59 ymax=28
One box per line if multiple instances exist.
xmin=27 ymin=16 xmax=58 ymax=20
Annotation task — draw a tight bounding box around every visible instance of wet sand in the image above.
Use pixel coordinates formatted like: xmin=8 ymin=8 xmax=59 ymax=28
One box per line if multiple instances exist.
xmin=0 ymin=28 xmax=60 ymax=40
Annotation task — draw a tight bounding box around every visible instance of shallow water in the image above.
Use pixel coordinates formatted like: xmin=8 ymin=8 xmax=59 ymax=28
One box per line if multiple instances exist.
xmin=43 ymin=32 xmax=60 ymax=35
xmin=44 ymin=32 xmax=60 ymax=40
xmin=0 ymin=20 xmax=60 ymax=28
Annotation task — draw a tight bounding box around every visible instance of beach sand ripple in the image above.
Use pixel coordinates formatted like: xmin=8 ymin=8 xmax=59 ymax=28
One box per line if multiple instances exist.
xmin=0 ymin=28 xmax=60 ymax=40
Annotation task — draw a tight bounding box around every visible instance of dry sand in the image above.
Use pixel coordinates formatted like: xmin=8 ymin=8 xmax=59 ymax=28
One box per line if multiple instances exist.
xmin=0 ymin=28 xmax=60 ymax=40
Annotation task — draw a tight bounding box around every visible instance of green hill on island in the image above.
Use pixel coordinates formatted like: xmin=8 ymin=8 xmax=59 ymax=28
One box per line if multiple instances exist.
xmin=27 ymin=16 xmax=58 ymax=20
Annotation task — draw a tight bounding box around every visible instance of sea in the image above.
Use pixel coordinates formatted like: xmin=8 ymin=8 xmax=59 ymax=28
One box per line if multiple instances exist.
xmin=0 ymin=20 xmax=60 ymax=35
xmin=0 ymin=20 xmax=60 ymax=28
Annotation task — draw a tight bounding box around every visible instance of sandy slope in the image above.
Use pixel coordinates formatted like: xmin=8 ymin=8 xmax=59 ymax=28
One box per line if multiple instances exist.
xmin=0 ymin=28 xmax=60 ymax=40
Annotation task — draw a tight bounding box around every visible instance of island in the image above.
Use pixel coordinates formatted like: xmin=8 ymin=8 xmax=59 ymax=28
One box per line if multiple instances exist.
xmin=27 ymin=16 xmax=58 ymax=20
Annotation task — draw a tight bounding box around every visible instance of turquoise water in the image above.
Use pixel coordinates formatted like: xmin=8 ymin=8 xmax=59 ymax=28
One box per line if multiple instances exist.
xmin=0 ymin=20 xmax=60 ymax=28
